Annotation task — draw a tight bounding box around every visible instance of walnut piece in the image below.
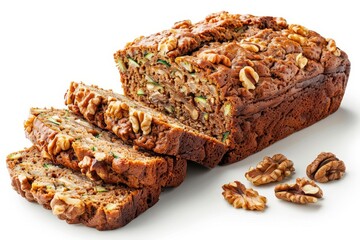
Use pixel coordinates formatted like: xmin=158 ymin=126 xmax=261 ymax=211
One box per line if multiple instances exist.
xmin=105 ymin=100 xmax=129 ymax=119
xmin=274 ymin=178 xmax=323 ymax=204
xmin=198 ymin=51 xmax=231 ymax=67
xmin=24 ymin=114 xmax=36 ymax=133
xmin=326 ymin=38 xmax=341 ymax=56
xmin=245 ymin=154 xmax=295 ymax=186
xmin=239 ymin=66 xmax=259 ymax=90
xmin=288 ymin=33 xmax=307 ymax=45
xmin=158 ymin=36 xmax=178 ymax=55
xmin=295 ymin=53 xmax=308 ymax=69
xmin=241 ymin=38 xmax=267 ymax=51
xmin=222 ymin=181 xmax=267 ymax=211
xmin=74 ymin=88 xmax=103 ymax=119
xmin=47 ymin=134 xmax=74 ymax=156
xmin=288 ymin=24 xmax=309 ymax=37
xmin=240 ymin=42 xmax=260 ymax=52
xmin=306 ymin=152 xmax=346 ymax=183
xmin=129 ymin=109 xmax=153 ymax=135
xmin=50 ymin=192 xmax=85 ymax=220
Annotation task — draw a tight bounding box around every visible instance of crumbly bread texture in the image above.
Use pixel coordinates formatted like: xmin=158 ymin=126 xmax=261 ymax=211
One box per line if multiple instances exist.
xmin=114 ymin=11 xmax=350 ymax=164
xmin=65 ymin=81 xmax=227 ymax=168
xmin=24 ymin=108 xmax=186 ymax=188
xmin=6 ymin=146 xmax=160 ymax=230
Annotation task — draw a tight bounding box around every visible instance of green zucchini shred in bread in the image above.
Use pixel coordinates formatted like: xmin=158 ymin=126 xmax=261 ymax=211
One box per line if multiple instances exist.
xmin=6 ymin=146 xmax=160 ymax=230
xmin=24 ymin=108 xmax=186 ymax=188
xmin=114 ymin=11 xmax=350 ymax=164
xmin=65 ymin=81 xmax=227 ymax=168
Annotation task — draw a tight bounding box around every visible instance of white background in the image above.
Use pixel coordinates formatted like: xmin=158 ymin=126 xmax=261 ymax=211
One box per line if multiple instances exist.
xmin=0 ymin=0 xmax=359 ymax=239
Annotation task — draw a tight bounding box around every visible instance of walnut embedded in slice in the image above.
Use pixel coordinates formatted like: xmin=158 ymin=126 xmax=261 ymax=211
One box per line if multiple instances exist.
xmin=222 ymin=181 xmax=267 ymax=211
xmin=306 ymin=152 xmax=346 ymax=183
xmin=274 ymin=178 xmax=323 ymax=204
xmin=245 ymin=154 xmax=295 ymax=186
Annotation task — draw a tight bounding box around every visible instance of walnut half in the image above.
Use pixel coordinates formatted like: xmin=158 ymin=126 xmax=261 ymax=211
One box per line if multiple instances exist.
xmin=222 ymin=181 xmax=267 ymax=211
xmin=306 ymin=152 xmax=346 ymax=183
xmin=274 ymin=178 xmax=323 ymax=204
xmin=245 ymin=154 xmax=295 ymax=186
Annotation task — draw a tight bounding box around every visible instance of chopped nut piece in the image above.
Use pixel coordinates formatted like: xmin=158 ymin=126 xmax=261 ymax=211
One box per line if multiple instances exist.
xmin=288 ymin=33 xmax=307 ymax=45
xmin=326 ymin=38 xmax=341 ymax=56
xmin=241 ymin=38 xmax=267 ymax=51
xmin=47 ymin=134 xmax=74 ymax=156
xmin=306 ymin=152 xmax=346 ymax=183
xmin=158 ymin=36 xmax=178 ymax=55
xmin=198 ymin=51 xmax=231 ymax=67
xmin=240 ymin=42 xmax=260 ymax=52
xmin=239 ymin=66 xmax=259 ymax=90
xmin=50 ymin=192 xmax=85 ymax=219
xmin=129 ymin=109 xmax=153 ymax=135
xmin=288 ymin=24 xmax=309 ymax=37
xmin=245 ymin=154 xmax=295 ymax=185
xmin=94 ymin=152 xmax=106 ymax=161
xmin=106 ymin=100 xmax=125 ymax=119
xmin=175 ymin=57 xmax=194 ymax=72
xmin=274 ymin=178 xmax=323 ymax=204
xmin=222 ymin=181 xmax=267 ymax=211
xmin=24 ymin=114 xmax=36 ymax=133
xmin=295 ymin=53 xmax=308 ymax=69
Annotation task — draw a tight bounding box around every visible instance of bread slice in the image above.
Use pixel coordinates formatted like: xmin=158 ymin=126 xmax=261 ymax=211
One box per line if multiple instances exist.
xmin=65 ymin=81 xmax=227 ymax=168
xmin=6 ymin=146 xmax=160 ymax=230
xmin=24 ymin=108 xmax=186 ymax=188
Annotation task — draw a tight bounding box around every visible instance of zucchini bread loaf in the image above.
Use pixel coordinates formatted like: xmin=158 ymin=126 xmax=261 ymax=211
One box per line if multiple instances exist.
xmin=65 ymin=81 xmax=227 ymax=168
xmin=6 ymin=146 xmax=160 ymax=230
xmin=24 ymin=108 xmax=186 ymax=188
xmin=114 ymin=11 xmax=350 ymax=164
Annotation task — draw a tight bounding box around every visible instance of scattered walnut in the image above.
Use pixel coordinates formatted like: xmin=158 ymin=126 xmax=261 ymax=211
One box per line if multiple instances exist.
xmin=184 ymin=104 xmax=199 ymax=120
xmin=295 ymin=53 xmax=308 ymax=69
xmin=222 ymin=181 xmax=267 ymax=211
xmin=274 ymin=178 xmax=323 ymax=204
xmin=326 ymin=38 xmax=341 ymax=56
xmin=239 ymin=66 xmax=259 ymax=90
xmin=288 ymin=24 xmax=309 ymax=37
xmin=50 ymin=192 xmax=85 ymax=219
xmin=175 ymin=57 xmax=194 ymax=72
xmin=47 ymin=134 xmax=74 ymax=156
xmin=245 ymin=154 xmax=295 ymax=186
xmin=129 ymin=109 xmax=153 ymax=135
xmin=288 ymin=33 xmax=307 ymax=45
xmin=158 ymin=36 xmax=178 ymax=55
xmin=306 ymin=152 xmax=346 ymax=183
xmin=198 ymin=51 xmax=231 ymax=67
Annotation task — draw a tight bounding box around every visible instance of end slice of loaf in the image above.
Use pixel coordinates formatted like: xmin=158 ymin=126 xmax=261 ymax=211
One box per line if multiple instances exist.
xmin=65 ymin=81 xmax=227 ymax=168
xmin=24 ymin=108 xmax=186 ymax=188
xmin=6 ymin=146 xmax=161 ymax=230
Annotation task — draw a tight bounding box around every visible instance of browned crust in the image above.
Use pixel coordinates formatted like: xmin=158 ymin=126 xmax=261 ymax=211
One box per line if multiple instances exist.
xmin=65 ymin=82 xmax=227 ymax=168
xmin=114 ymin=11 xmax=350 ymax=165
xmin=24 ymin=108 xmax=186 ymax=188
xmin=6 ymin=146 xmax=160 ymax=230
xmin=221 ymin=70 xmax=349 ymax=164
